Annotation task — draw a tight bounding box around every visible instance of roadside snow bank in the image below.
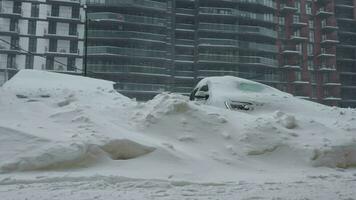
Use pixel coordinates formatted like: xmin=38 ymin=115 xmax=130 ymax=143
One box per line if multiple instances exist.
xmin=2 ymin=70 xmax=130 ymax=103
xmin=0 ymin=137 xmax=155 ymax=172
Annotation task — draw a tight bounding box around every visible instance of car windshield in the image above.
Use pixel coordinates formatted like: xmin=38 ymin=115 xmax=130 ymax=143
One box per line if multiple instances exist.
xmin=237 ymin=82 xmax=264 ymax=92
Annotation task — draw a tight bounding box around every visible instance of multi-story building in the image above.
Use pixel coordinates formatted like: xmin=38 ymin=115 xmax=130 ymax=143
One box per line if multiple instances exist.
xmin=1 ymin=0 xmax=355 ymax=107
xmin=85 ymin=0 xmax=279 ymax=100
xmin=335 ymin=0 xmax=356 ymax=108
xmin=0 ymin=0 xmax=85 ymax=85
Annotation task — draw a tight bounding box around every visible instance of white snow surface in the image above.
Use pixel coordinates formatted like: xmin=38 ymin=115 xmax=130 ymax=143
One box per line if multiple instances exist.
xmin=0 ymin=70 xmax=356 ymax=199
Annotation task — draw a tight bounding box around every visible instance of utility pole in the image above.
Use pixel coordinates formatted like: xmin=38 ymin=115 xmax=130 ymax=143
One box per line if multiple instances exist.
xmin=83 ymin=4 xmax=88 ymax=77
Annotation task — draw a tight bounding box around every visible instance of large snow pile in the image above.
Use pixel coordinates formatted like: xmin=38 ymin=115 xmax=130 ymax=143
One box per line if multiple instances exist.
xmin=0 ymin=70 xmax=356 ymax=198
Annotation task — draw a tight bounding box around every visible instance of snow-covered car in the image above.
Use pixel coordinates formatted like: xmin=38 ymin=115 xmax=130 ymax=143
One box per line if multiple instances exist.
xmin=189 ymin=76 xmax=286 ymax=111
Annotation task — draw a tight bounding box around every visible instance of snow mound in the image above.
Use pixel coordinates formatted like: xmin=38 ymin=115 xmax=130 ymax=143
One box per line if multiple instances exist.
xmin=0 ymin=139 xmax=155 ymax=172
xmin=2 ymin=70 xmax=130 ymax=102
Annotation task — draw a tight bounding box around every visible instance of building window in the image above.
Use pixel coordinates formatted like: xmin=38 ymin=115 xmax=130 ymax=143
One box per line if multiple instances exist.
xmin=10 ymin=19 xmax=18 ymax=32
xmin=306 ymin=2 xmax=312 ymax=15
xmin=70 ymin=40 xmax=78 ymax=53
xmin=293 ymin=14 xmax=300 ymax=23
xmin=295 ymin=1 xmax=301 ymax=13
xmin=25 ymin=55 xmax=34 ymax=69
xmin=49 ymin=39 xmax=57 ymax=52
xmin=308 ymin=59 xmax=314 ymax=70
xmin=71 ymin=6 xmax=80 ymax=19
xmin=278 ymin=16 xmax=285 ymax=25
xmin=51 ymin=4 xmax=59 ymax=17
xmin=309 ymin=30 xmax=314 ymax=42
xmin=10 ymin=37 xmax=19 ymax=50
xmin=31 ymin=3 xmax=39 ymax=17
xmin=7 ymin=55 xmax=16 ymax=69
xmin=295 ymin=71 xmax=302 ymax=81
xmin=307 ymin=43 xmax=313 ymax=56
xmin=69 ymin=23 xmax=77 ymax=35
xmin=28 ymin=20 xmax=36 ymax=35
xmin=67 ymin=58 xmax=75 ymax=71
xmin=308 ymin=20 xmax=314 ymax=29
xmin=48 ymin=21 xmax=56 ymax=34
xmin=296 ymin=44 xmax=302 ymax=52
xmin=29 ymin=37 xmax=37 ymax=52
xmin=46 ymin=57 xmax=54 ymax=70
xmin=13 ymin=1 xmax=21 ymax=14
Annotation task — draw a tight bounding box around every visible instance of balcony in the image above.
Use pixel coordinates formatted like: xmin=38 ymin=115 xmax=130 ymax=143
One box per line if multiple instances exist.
xmin=175 ymin=8 xmax=194 ymax=16
xmin=0 ymin=45 xmax=22 ymax=54
xmin=45 ymin=47 xmax=81 ymax=57
xmin=238 ymin=25 xmax=277 ymax=38
xmin=198 ymin=23 xmax=238 ymax=33
xmin=88 ymin=64 xmax=168 ymax=76
xmin=197 ymin=54 xmax=277 ymax=67
xmin=175 ymin=39 xmax=194 ymax=46
xmin=175 ymin=23 xmax=195 ymax=31
xmin=281 ymin=47 xmax=302 ymax=55
xmin=47 ymin=0 xmax=81 ymax=6
xmin=44 ymin=29 xmax=79 ymax=40
xmin=281 ymin=65 xmax=301 ymax=69
xmin=238 ymin=56 xmax=278 ymax=67
xmin=238 ymin=0 xmax=277 ymax=10
xmin=88 ymin=30 xmax=166 ymax=42
xmin=87 ymin=46 xmax=167 ymax=60
xmin=0 ymin=27 xmax=20 ymax=36
xmin=320 ymin=38 xmax=339 ymax=46
xmin=321 ymin=23 xmax=339 ymax=32
xmin=292 ymin=19 xmax=307 ymax=28
xmin=88 ymin=13 xmax=166 ymax=27
xmin=198 ymin=54 xmax=239 ymax=63
xmin=199 ymin=7 xmax=238 ymax=17
xmin=323 ymin=96 xmax=342 ymax=101
xmin=86 ymin=0 xmax=167 ymax=11
xmin=198 ymin=38 xmax=238 ymax=47
xmin=0 ymin=8 xmax=22 ymax=18
xmin=115 ymin=82 xmax=167 ymax=92
xmin=279 ymin=4 xmax=297 ymax=14
xmin=318 ymin=65 xmax=336 ymax=71
xmin=316 ymin=8 xmax=334 ymax=18
xmin=317 ymin=51 xmax=335 ymax=58
xmin=47 ymin=12 xmax=81 ymax=23
xmin=290 ymin=35 xmax=308 ymax=42
xmin=197 ymin=70 xmax=238 ymax=78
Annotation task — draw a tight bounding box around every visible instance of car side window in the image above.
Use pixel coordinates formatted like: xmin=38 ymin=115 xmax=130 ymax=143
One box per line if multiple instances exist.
xmin=200 ymin=84 xmax=208 ymax=92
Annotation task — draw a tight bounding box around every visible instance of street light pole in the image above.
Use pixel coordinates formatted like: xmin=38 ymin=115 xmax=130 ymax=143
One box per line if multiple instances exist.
xmin=83 ymin=4 xmax=88 ymax=77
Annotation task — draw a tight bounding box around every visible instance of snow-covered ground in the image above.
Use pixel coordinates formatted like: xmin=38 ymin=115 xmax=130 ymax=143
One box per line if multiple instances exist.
xmin=0 ymin=70 xmax=356 ymax=199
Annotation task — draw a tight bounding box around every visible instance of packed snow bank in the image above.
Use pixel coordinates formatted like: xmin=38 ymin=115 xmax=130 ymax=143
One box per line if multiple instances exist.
xmin=0 ymin=138 xmax=155 ymax=172
xmin=2 ymin=70 xmax=130 ymax=103
xmin=0 ymin=70 xmax=356 ymax=184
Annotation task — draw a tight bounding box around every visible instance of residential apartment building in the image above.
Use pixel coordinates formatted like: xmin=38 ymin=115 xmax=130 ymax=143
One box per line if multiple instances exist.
xmin=335 ymin=0 xmax=356 ymax=108
xmin=0 ymin=0 xmax=85 ymax=85
xmin=86 ymin=0 xmax=279 ymax=100
xmin=1 ymin=0 xmax=355 ymax=107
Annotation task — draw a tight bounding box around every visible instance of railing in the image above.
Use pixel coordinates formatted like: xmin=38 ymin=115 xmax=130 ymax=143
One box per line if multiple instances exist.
xmin=199 ymin=7 xmax=275 ymax=23
xmin=86 ymin=0 xmax=166 ymax=10
xmin=88 ymin=64 xmax=168 ymax=75
xmin=88 ymin=30 xmax=166 ymax=41
xmin=198 ymin=54 xmax=277 ymax=66
xmin=88 ymin=12 xmax=166 ymax=26
xmin=88 ymin=46 xmax=167 ymax=58
xmin=198 ymin=38 xmax=277 ymax=52
xmin=238 ymin=0 xmax=276 ymax=9
xmin=198 ymin=23 xmax=277 ymax=38
xmin=115 ymin=82 xmax=167 ymax=92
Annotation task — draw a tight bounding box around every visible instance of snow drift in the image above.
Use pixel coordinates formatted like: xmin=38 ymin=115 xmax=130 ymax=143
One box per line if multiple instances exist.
xmin=0 ymin=70 xmax=356 ymax=182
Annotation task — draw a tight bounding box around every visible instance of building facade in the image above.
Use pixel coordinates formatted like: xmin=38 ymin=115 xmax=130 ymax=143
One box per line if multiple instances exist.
xmin=0 ymin=0 xmax=85 ymax=85
xmin=1 ymin=0 xmax=355 ymax=107
xmin=335 ymin=0 xmax=356 ymax=108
